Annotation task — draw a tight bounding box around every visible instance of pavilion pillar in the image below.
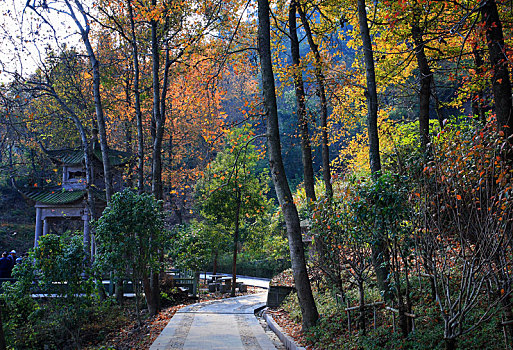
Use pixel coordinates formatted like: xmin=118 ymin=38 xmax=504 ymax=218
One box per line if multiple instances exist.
xmin=43 ymin=219 xmax=50 ymax=236
xmin=91 ymin=234 xmax=96 ymax=257
xmin=83 ymin=211 xmax=91 ymax=258
xmin=34 ymin=207 xmax=43 ymax=247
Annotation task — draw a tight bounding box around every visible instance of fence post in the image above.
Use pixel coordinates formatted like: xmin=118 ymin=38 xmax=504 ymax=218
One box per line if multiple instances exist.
xmin=347 ymin=299 xmax=351 ymax=332
xmin=373 ymin=305 xmax=377 ymax=330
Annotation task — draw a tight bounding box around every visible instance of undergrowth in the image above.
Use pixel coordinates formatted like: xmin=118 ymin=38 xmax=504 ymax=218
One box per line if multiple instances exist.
xmin=281 ymin=283 xmax=504 ymax=349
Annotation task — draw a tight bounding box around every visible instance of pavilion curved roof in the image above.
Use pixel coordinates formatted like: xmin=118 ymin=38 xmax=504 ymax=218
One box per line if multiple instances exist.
xmin=21 ymin=188 xmax=106 ymax=205
xmin=46 ymin=144 xmax=131 ymax=167
xmin=22 ymin=188 xmax=86 ymax=204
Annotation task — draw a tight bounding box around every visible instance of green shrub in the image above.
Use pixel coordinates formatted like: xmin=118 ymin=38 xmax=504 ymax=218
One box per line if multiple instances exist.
xmin=1 ymin=232 xmax=97 ymax=349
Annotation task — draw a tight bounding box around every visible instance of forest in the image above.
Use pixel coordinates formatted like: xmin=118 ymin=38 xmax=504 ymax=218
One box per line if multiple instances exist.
xmin=1 ymin=0 xmax=513 ymax=349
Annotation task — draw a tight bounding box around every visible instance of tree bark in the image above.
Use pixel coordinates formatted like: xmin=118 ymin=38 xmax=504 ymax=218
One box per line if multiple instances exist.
xmin=371 ymin=237 xmax=391 ymax=300
xmin=142 ymin=272 xmax=157 ymax=316
xmin=115 ymin=280 xmax=124 ymax=303
xmin=297 ymin=3 xmax=332 ymax=198
xmin=357 ymin=0 xmax=381 ymax=175
xmin=231 ymin=189 xmax=241 ymax=297
xmin=444 ymin=338 xmax=457 ymax=350
xmin=258 ymin=0 xmax=318 ymax=329
xmin=151 ymin=12 xmax=172 ymax=201
xmin=289 ymin=0 xmax=316 ymax=202
xmin=149 ymin=6 xmax=174 ymax=312
xmin=150 ymin=270 xmax=160 ymax=313
xmin=481 ymin=0 xmax=513 ymax=141
xmin=213 ymin=250 xmax=218 ymax=275
xmin=127 ymin=0 xmax=145 ymax=194
xmin=123 ymin=115 xmax=133 ymax=189
xmin=357 ymin=0 xmax=390 ymax=299
xmin=151 ymin=5 xmax=163 ymax=200
xmin=412 ymin=21 xmax=432 ymax=152
xmin=67 ymin=0 xmax=113 ymax=202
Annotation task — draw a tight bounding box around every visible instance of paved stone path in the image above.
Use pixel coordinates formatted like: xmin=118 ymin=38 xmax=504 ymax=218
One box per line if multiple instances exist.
xmin=150 ymin=293 xmax=278 ymax=350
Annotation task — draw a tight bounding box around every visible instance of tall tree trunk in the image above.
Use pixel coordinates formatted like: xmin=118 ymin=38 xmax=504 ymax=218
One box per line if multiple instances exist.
xmin=289 ymin=0 xmax=316 ymax=202
xmin=297 ymin=3 xmax=332 ymax=198
xmin=115 ymin=280 xmax=124 ymax=303
xmin=127 ymin=0 xmax=145 ymax=194
xmin=150 ymin=270 xmax=160 ymax=313
xmin=151 ymin=14 xmax=172 ymax=201
xmin=231 ymin=189 xmax=241 ymax=297
xmin=124 ymin=120 xmax=133 ymax=189
xmin=371 ymin=238 xmax=391 ymax=300
xmin=258 ymin=0 xmax=318 ymax=329
xmin=148 ymin=3 xmax=172 ymax=313
xmin=444 ymin=338 xmax=457 ymax=350
xmin=124 ymin=75 xmax=133 ymax=189
xmin=213 ymin=250 xmax=218 ymax=275
xmin=142 ymin=272 xmax=157 ymax=316
xmin=357 ymin=0 xmax=381 ymax=175
xmin=151 ymin=7 xmax=163 ymax=200
xmin=150 ymin=28 xmax=173 ymax=312
xmin=412 ymin=21 xmax=432 ymax=152
xmin=67 ymin=0 xmax=113 ymax=202
xmin=481 ymin=0 xmax=513 ymax=142
xmin=357 ymin=0 xmax=390 ymax=299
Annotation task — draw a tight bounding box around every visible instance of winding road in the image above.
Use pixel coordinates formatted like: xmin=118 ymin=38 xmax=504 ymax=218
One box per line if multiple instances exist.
xmin=149 ymin=292 xmax=278 ymax=350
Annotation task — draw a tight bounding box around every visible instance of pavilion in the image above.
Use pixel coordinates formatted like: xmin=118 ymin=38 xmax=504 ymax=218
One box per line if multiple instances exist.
xmin=22 ymin=144 xmax=131 ymax=254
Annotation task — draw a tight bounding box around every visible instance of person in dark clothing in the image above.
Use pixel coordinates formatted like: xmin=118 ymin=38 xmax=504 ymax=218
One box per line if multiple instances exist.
xmin=9 ymin=250 xmax=17 ymax=267
xmin=6 ymin=250 xmax=17 ymax=277
xmin=0 ymin=252 xmax=12 ymax=278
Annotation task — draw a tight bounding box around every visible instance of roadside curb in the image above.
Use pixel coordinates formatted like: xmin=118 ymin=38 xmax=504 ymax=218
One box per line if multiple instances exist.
xmin=263 ymin=310 xmax=306 ymax=350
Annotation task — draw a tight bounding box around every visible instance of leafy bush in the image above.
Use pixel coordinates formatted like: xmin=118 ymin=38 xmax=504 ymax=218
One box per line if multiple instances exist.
xmin=296 ymin=287 xmax=503 ymax=350
xmin=282 ymin=287 xmax=344 ymax=325
xmin=94 ymin=189 xmax=168 ymax=316
xmin=33 ymin=233 xmax=94 ymax=297
xmin=1 ymin=232 xmax=96 ymax=349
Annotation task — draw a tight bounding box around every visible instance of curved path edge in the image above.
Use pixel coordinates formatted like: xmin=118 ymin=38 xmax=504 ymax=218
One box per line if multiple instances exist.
xmin=262 ymin=311 xmax=306 ymax=350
